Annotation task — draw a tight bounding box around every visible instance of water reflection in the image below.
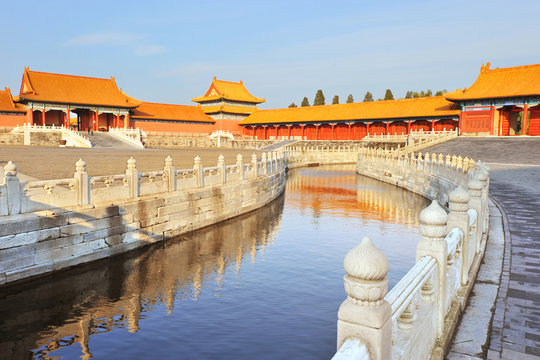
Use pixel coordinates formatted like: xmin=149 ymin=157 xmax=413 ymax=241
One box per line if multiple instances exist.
xmin=0 ymin=166 xmax=428 ymax=360
xmin=0 ymin=198 xmax=284 ymax=360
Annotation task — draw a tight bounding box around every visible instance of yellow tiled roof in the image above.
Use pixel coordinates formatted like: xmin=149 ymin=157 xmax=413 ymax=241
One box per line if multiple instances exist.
xmin=445 ymin=62 xmax=540 ymax=101
xmin=18 ymin=68 xmax=139 ymax=108
xmin=0 ymin=88 xmax=26 ymax=113
xmin=240 ymin=96 xmax=459 ymax=125
xmin=131 ymin=102 xmax=215 ymax=123
xmin=192 ymin=77 xmax=265 ymax=104
xmin=202 ymin=104 xmax=258 ymax=115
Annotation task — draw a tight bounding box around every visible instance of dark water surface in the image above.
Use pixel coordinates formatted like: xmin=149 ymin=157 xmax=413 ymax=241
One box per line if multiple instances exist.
xmin=0 ymin=166 xmax=428 ymax=360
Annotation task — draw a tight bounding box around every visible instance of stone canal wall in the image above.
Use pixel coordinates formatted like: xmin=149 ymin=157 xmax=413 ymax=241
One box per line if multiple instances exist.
xmin=332 ymin=148 xmax=490 ymax=360
xmin=0 ymin=153 xmax=286 ymax=286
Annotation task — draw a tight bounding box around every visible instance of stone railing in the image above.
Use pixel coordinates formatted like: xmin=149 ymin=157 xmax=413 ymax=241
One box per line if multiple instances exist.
xmin=285 ymin=144 xmax=360 ymax=168
xmin=400 ymin=129 xmax=458 ymax=154
xmin=333 ymin=147 xmax=490 ymax=359
xmin=0 ymin=152 xmax=287 ymax=285
xmin=12 ymin=123 xmax=92 ymax=148
xmin=0 ymin=152 xmax=286 ymax=216
xmin=109 ymin=127 xmax=145 ymax=148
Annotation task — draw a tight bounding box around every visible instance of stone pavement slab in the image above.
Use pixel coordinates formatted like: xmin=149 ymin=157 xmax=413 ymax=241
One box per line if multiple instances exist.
xmin=427 ymin=138 xmax=540 ymax=359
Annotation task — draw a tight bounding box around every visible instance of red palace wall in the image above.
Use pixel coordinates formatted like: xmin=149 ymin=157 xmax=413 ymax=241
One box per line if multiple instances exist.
xmin=213 ymin=118 xmax=243 ymax=135
xmin=461 ymin=109 xmax=491 ymax=133
xmin=528 ymin=109 xmax=540 ymax=136
xmin=0 ymin=113 xmax=27 ymax=128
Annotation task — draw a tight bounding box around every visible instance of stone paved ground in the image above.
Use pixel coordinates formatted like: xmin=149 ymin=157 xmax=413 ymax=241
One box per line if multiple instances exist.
xmin=426 ymin=137 xmax=540 ymax=359
xmin=0 ymin=145 xmax=262 ymax=180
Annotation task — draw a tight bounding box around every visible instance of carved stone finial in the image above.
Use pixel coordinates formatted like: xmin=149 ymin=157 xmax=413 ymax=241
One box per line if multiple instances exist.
xmin=4 ymin=161 xmax=17 ymax=176
xmin=75 ymin=159 xmax=86 ymax=173
xmin=449 ymin=184 xmax=470 ymax=212
xmin=165 ymin=155 xmax=173 ymax=167
xmin=467 ymin=176 xmax=483 ymax=192
xmin=237 ymin=154 xmax=243 ymax=161
xmin=127 ymin=157 xmax=136 ymax=169
xmin=218 ymin=154 xmax=224 ymax=162
xmin=251 ymin=153 xmax=257 ymax=161
xmin=343 ymin=237 xmax=389 ymax=304
xmin=420 ymin=200 xmax=448 ymax=240
xmin=194 ymin=155 xmax=201 ymax=165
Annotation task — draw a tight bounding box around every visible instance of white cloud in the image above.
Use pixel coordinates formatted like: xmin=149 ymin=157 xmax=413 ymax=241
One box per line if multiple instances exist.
xmin=133 ymin=45 xmax=166 ymax=56
xmin=61 ymin=32 xmax=142 ymax=47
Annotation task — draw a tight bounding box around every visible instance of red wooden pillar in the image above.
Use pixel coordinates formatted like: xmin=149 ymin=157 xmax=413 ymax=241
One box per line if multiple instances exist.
xmin=489 ymin=106 xmax=495 ymax=135
xmin=316 ymin=124 xmax=319 ymax=140
xmin=523 ymin=104 xmax=529 ymax=135
xmin=407 ymin=120 xmax=411 ymax=134
xmin=264 ymin=126 xmax=268 ymax=140
xmin=366 ymin=122 xmax=370 ymax=135
xmin=431 ymin=119 xmax=435 ymax=132
xmin=64 ymin=111 xmax=68 ymax=127
xmin=301 ymin=125 xmax=305 ymax=140
xmin=348 ymin=123 xmax=352 ymax=140
xmin=252 ymin=126 xmax=256 ymax=139
xmin=26 ymin=109 xmax=33 ymax=125
xmin=125 ymin=113 xmax=131 ymax=129
xmin=386 ymin=121 xmax=389 ymax=135
xmin=331 ymin=124 xmax=335 ymax=140
xmin=41 ymin=109 xmax=46 ymax=126
xmin=498 ymin=111 xmax=502 ymax=136
xmin=288 ymin=125 xmax=292 ymax=139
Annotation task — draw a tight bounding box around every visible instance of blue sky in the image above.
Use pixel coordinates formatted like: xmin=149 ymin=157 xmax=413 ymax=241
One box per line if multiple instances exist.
xmin=1 ymin=0 xmax=539 ymax=109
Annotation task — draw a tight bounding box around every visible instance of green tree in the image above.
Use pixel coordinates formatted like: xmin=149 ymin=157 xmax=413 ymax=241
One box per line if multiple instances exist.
xmin=346 ymin=94 xmax=354 ymax=103
xmin=426 ymin=89 xmax=433 ymax=97
xmin=289 ymin=103 xmax=298 ymax=108
xmin=405 ymin=91 xmax=414 ymax=99
xmin=301 ymin=97 xmax=310 ymax=107
xmin=332 ymin=95 xmax=339 ymax=104
xmin=413 ymin=91 xmax=420 ymax=98
xmin=363 ymin=91 xmax=374 ymax=102
xmin=384 ymin=89 xmax=394 ymax=100
xmin=313 ymin=90 xmax=325 ymax=106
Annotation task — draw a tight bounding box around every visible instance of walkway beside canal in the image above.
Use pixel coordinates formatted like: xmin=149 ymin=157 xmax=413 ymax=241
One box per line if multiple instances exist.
xmin=426 ymin=137 xmax=540 ymax=359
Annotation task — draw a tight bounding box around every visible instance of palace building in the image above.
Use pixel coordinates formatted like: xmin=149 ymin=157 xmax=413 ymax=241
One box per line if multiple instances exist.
xmin=444 ymin=63 xmax=540 ymax=136
xmin=0 ymin=62 xmax=538 ymax=138
xmin=192 ymin=77 xmax=265 ymax=134
xmin=239 ymin=96 xmax=459 ymax=140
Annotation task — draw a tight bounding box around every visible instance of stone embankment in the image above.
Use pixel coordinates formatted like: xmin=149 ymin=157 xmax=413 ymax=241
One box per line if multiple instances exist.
xmin=333 ymin=147 xmax=490 ymax=360
xmin=0 ymin=152 xmax=286 ymax=286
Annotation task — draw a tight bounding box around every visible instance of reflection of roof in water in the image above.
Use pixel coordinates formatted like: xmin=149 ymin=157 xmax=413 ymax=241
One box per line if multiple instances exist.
xmin=286 ymin=170 xmax=426 ymax=226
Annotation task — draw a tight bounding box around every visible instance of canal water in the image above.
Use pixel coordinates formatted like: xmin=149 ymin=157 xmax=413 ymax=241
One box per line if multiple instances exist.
xmin=0 ymin=165 xmax=429 ymax=360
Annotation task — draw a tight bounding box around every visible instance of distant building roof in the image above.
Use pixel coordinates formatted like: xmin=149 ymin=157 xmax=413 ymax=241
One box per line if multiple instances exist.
xmin=131 ymin=102 xmax=215 ymax=123
xmin=445 ymin=62 xmax=540 ymax=101
xmin=0 ymin=87 xmax=26 ymax=113
xmin=17 ymin=67 xmax=139 ymax=108
xmin=240 ymin=96 xmax=459 ymax=125
xmin=192 ymin=77 xmax=265 ymax=104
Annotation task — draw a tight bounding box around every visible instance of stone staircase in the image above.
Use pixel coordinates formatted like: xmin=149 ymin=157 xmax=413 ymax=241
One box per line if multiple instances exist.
xmin=85 ymin=132 xmax=142 ymax=149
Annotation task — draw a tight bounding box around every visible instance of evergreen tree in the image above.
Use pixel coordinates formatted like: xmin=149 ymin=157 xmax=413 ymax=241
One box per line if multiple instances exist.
xmin=413 ymin=91 xmax=420 ymax=98
xmin=363 ymin=91 xmax=374 ymax=102
xmin=313 ymin=90 xmax=325 ymax=106
xmin=426 ymin=89 xmax=433 ymax=97
xmin=346 ymin=94 xmax=354 ymax=103
xmin=301 ymin=97 xmax=310 ymax=107
xmin=384 ymin=89 xmax=394 ymax=100
xmin=289 ymin=103 xmax=298 ymax=108
xmin=405 ymin=91 xmax=414 ymax=99
xmin=332 ymin=95 xmax=339 ymax=104
xmin=435 ymin=90 xmax=443 ymax=96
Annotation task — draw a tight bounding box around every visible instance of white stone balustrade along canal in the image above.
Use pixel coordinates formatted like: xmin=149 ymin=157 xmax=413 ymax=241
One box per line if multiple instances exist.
xmin=0 ymin=151 xmax=287 ymax=285
xmin=333 ymin=147 xmax=490 ymax=359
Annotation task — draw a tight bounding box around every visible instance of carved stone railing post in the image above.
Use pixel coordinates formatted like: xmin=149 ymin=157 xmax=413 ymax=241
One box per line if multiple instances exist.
xmin=193 ymin=155 xmax=204 ymax=187
xmin=416 ymin=200 xmax=448 ymax=338
xmin=236 ymin=154 xmax=244 ymax=180
xmin=126 ymin=157 xmax=139 ymax=198
xmin=164 ymin=155 xmax=176 ymax=192
xmin=218 ymin=154 xmax=226 ymax=184
xmin=74 ymin=159 xmax=90 ymax=206
xmin=467 ymin=176 xmax=483 ymax=253
xmin=251 ymin=154 xmax=258 ymax=178
xmin=261 ymin=152 xmax=268 ymax=175
xmin=447 ymin=185 xmax=471 ymax=285
xmin=476 ymin=165 xmax=489 ymax=235
xmin=3 ymin=161 xmax=21 ymax=215
xmin=337 ymin=237 xmax=392 ymax=360
xmin=272 ymin=151 xmax=277 ymax=173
